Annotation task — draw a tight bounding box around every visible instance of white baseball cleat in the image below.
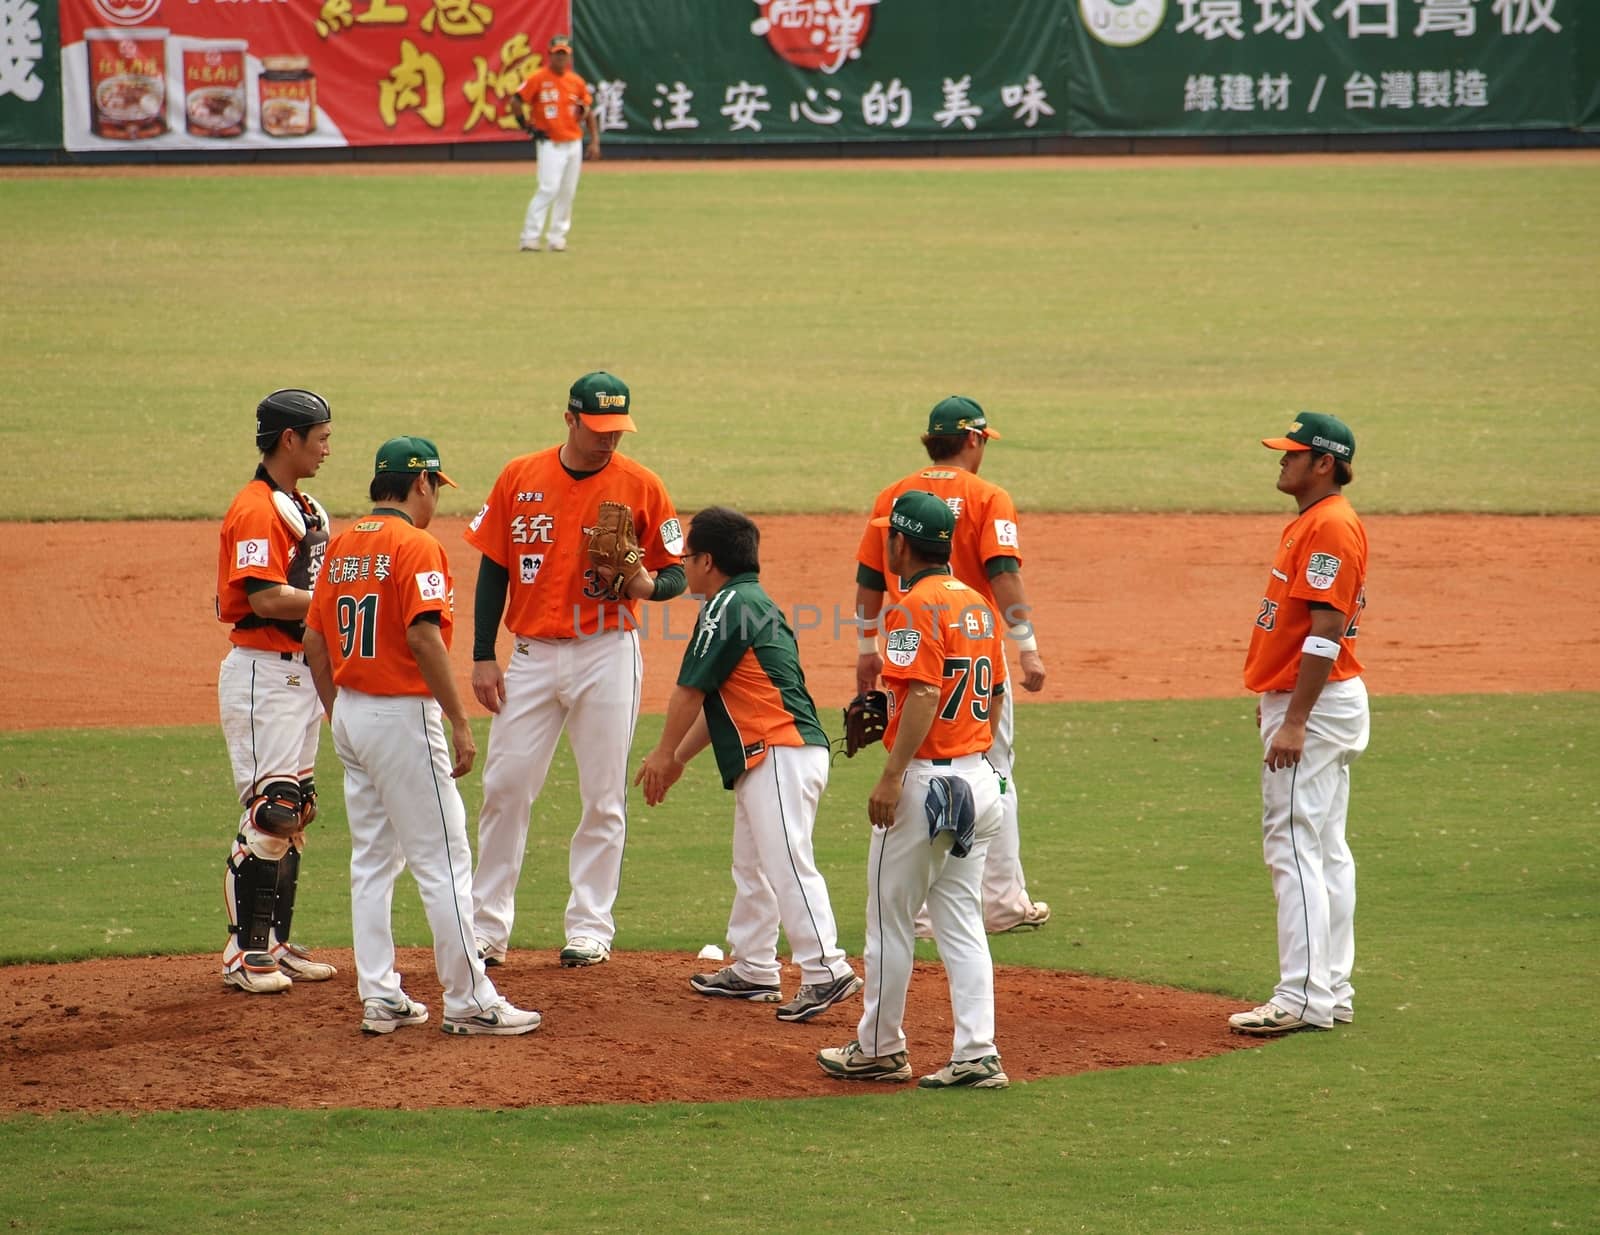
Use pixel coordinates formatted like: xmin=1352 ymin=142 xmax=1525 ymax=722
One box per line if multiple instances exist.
xmin=442 ymin=1000 xmax=542 ymax=1036
xmin=223 ymin=952 xmax=291 ymax=994
xmin=559 ymin=936 xmax=610 ymax=967
xmin=276 ymin=942 xmax=336 ymax=981
xmin=361 ymin=995 xmax=429 ymax=1035
xmin=1228 ymin=1001 xmax=1326 ymax=1035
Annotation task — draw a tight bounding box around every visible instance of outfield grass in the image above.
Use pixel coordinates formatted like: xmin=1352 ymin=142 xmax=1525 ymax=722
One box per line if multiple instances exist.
xmin=3 ymin=159 xmax=1598 ymax=520
xmin=2 ymin=693 xmax=1596 ymax=1233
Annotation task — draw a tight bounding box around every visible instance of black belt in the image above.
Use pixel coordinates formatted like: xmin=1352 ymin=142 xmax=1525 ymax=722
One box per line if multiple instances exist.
xmin=931 ymin=758 xmax=953 ymax=765
xmin=278 ymin=651 xmax=306 ymax=662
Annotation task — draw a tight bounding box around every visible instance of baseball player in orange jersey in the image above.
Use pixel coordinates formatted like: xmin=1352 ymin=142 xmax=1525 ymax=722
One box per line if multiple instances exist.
xmin=468 ymin=371 xmax=685 ymax=969
xmin=304 ymin=438 xmax=540 ymax=1037
xmin=214 ymin=389 xmax=338 ymax=995
xmin=855 ymin=396 xmax=1048 ymax=934
xmin=1230 ymin=412 xmax=1370 ymax=1037
xmin=635 ymin=507 xmax=863 ymax=1023
xmin=511 ymin=33 xmax=600 ymax=253
xmin=821 ymin=491 xmax=1012 ymax=1089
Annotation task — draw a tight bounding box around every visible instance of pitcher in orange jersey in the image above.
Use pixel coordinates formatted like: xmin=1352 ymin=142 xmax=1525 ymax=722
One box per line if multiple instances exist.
xmin=855 ymin=395 xmax=1048 ymax=934
xmin=819 ymin=491 xmax=1012 ymax=1090
xmin=466 ymin=371 xmax=685 ymax=970
xmin=1229 ymin=412 xmax=1370 ymax=1038
xmin=304 ymin=437 xmax=540 ymax=1037
xmin=511 ymin=33 xmax=600 ymax=253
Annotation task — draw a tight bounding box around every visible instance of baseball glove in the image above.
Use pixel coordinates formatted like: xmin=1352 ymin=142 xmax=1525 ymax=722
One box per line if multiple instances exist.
xmin=586 ymin=500 xmax=646 ymax=599
xmin=835 ymin=690 xmax=888 ymax=759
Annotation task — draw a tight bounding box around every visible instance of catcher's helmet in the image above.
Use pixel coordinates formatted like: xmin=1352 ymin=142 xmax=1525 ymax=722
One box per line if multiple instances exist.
xmin=255 ymin=388 xmax=332 ymax=453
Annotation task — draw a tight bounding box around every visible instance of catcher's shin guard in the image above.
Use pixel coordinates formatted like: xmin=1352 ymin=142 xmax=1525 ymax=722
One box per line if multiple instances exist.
xmin=272 ymin=842 xmax=301 ymax=946
xmin=225 ymin=833 xmax=282 ymax=954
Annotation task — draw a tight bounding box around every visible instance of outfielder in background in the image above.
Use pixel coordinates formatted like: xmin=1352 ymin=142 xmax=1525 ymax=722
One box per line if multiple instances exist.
xmin=820 ymin=491 xmax=1011 ymax=1090
xmin=468 ymin=371 xmax=685 ymax=969
xmin=636 ymin=506 xmax=864 ymax=1024
xmin=855 ymin=396 xmax=1049 ymax=934
xmin=1231 ymin=412 xmax=1370 ymax=1037
xmin=213 ymin=389 xmax=337 ymax=994
xmin=304 ymin=438 xmax=541 ymax=1038
xmin=511 ymin=33 xmax=600 ymax=254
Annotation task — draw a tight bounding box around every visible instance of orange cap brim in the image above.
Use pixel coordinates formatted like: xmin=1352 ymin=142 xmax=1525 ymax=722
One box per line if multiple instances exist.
xmin=581 ymin=413 xmax=637 ymax=433
xmin=435 ymin=471 xmax=458 ymax=488
xmin=1261 ymin=437 xmax=1311 ymax=451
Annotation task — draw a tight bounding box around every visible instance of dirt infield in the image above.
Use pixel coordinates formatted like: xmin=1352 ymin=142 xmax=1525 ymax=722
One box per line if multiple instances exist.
xmin=4 ymin=512 xmax=1593 ymax=1113
xmin=5 ymin=513 xmax=1595 ymax=732
xmin=0 ymin=950 xmax=1254 ymax=1114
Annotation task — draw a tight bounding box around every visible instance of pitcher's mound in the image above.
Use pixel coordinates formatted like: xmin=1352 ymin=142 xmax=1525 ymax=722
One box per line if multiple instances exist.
xmin=1 ymin=950 xmax=1261 ymax=1113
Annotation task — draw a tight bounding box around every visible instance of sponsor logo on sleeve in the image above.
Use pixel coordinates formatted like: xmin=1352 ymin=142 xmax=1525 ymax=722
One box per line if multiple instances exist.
xmin=235 ymin=538 xmax=269 ymax=569
xmin=661 ymin=517 xmax=685 ymax=557
xmin=885 ymin=628 xmax=922 ymax=668
xmin=994 ymin=519 xmax=1019 ymax=549
xmin=468 ymin=503 xmax=489 ymax=533
xmin=415 ymin=571 xmax=446 ymax=601
xmin=1306 ymin=552 xmax=1342 ymax=591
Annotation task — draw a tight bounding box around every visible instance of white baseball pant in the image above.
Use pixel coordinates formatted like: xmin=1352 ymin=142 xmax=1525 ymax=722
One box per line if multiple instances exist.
xmin=979 ymin=676 xmax=1037 ymax=929
xmin=472 ymin=628 xmax=641 ymax=952
xmin=722 ymin=743 xmax=853 ymax=988
xmin=857 ymin=752 xmax=1004 ymax=1063
xmin=521 ymin=138 xmax=583 ymax=248
xmin=217 ymin=646 xmax=321 ymax=971
xmin=1258 ymin=675 xmax=1369 ymax=1028
xmin=334 ymin=689 xmax=501 ymax=1020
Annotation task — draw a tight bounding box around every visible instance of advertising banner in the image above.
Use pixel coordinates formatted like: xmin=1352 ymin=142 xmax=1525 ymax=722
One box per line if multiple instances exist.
xmin=0 ymin=0 xmax=62 ymax=149
xmin=1069 ymin=0 xmax=1576 ymax=135
xmin=58 ymin=0 xmax=566 ymax=152
xmin=578 ymin=0 xmax=1071 ymax=144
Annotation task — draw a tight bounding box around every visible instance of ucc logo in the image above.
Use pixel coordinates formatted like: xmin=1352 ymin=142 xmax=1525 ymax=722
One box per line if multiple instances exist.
xmin=1080 ymin=0 xmax=1167 ymax=48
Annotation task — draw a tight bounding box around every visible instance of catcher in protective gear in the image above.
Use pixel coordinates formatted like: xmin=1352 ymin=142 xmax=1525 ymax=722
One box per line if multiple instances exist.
xmin=586 ymin=500 xmax=647 ymax=599
xmin=835 ymin=690 xmax=888 ymax=760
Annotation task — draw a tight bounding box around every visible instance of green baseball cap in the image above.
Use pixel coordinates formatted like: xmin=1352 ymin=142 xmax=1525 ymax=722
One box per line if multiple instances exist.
xmin=927 ymin=395 xmax=1001 ymax=439
xmin=373 ymin=435 xmax=457 ymax=487
xmin=568 ymin=371 xmax=637 ymax=432
xmin=549 ymin=33 xmax=572 ymax=53
xmin=872 ymin=489 xmax=955 ymax=547
xmin=1262 ymin=411 xmax=1355 ymax=462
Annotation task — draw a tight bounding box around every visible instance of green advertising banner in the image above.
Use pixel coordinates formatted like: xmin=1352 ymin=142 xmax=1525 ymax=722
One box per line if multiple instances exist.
xmin=1069 ymin=0 xmax=1576 ymax=135
xmin=0 ymin=0 xmax=62 ymax=149
xmin=576 ymin=0 xmax=1071 ymax=143
xmin=1577 ymin=5 xmax=1600 ymax=129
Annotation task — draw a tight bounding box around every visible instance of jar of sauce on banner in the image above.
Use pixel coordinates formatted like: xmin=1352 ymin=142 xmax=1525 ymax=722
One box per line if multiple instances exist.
xmin=86 ymin=27 xmax=169 ymax=140
xmin=259 ymin=56 xmax=317 ymax=138
xmin=183 ymin=39 xmax=248 ymax=138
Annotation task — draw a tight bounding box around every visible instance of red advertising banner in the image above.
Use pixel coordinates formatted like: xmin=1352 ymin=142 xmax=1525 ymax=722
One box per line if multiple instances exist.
xmin=60 ymin=0 xmax=567 ymax=151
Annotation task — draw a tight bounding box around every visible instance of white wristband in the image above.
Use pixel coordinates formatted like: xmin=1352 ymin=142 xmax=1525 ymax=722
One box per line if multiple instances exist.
xmin=1008 ymin=622 xmax=1038 ymax=653
xmin=1302 ymin=635 xmax=1341 ymax=660
xmin=858 ymin=636 xmax=879 ymax=656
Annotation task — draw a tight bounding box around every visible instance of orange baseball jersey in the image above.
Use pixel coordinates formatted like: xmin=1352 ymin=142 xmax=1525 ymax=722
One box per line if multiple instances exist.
xmin=465 ymin=448 xmax=682 ymax=639
xmin=305 ymin=513 xmax=454 ymax=697
xmin=215 ymin=474 xmax=328 ymax=654
xmin=517 ymin=67 xmax=591 ymax=142
xmin=1243 ymin=494 xmax=1368 ymax=694
xmin=881 ymin=569 xmax=1010 ymax=760
xmin=857 ymin=467 xmax=1021 ymax=608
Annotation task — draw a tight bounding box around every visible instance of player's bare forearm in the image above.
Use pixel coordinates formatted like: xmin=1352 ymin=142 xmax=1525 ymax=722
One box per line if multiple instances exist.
xmin=855 ymin=585 xmax=886 ymax=693
xmin=636 ymin=685 xmax=704 ymax=805
xmin=673 ymin=711 xmax=711 ymax=765
xmin=869 ymin=683 xmax=937 ymax=827
xmin=247 ymin=583 xmax=311 ymax=621
xmin=992 ymin=572 xmax=1046 ymax=691
xmin=302 ymin=628 xmax=336 ymax=716
xmin=1266 ymin=609 xmax=1344 ymax=770
xmin=408 ymin=621 xmax=476 ymax=777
